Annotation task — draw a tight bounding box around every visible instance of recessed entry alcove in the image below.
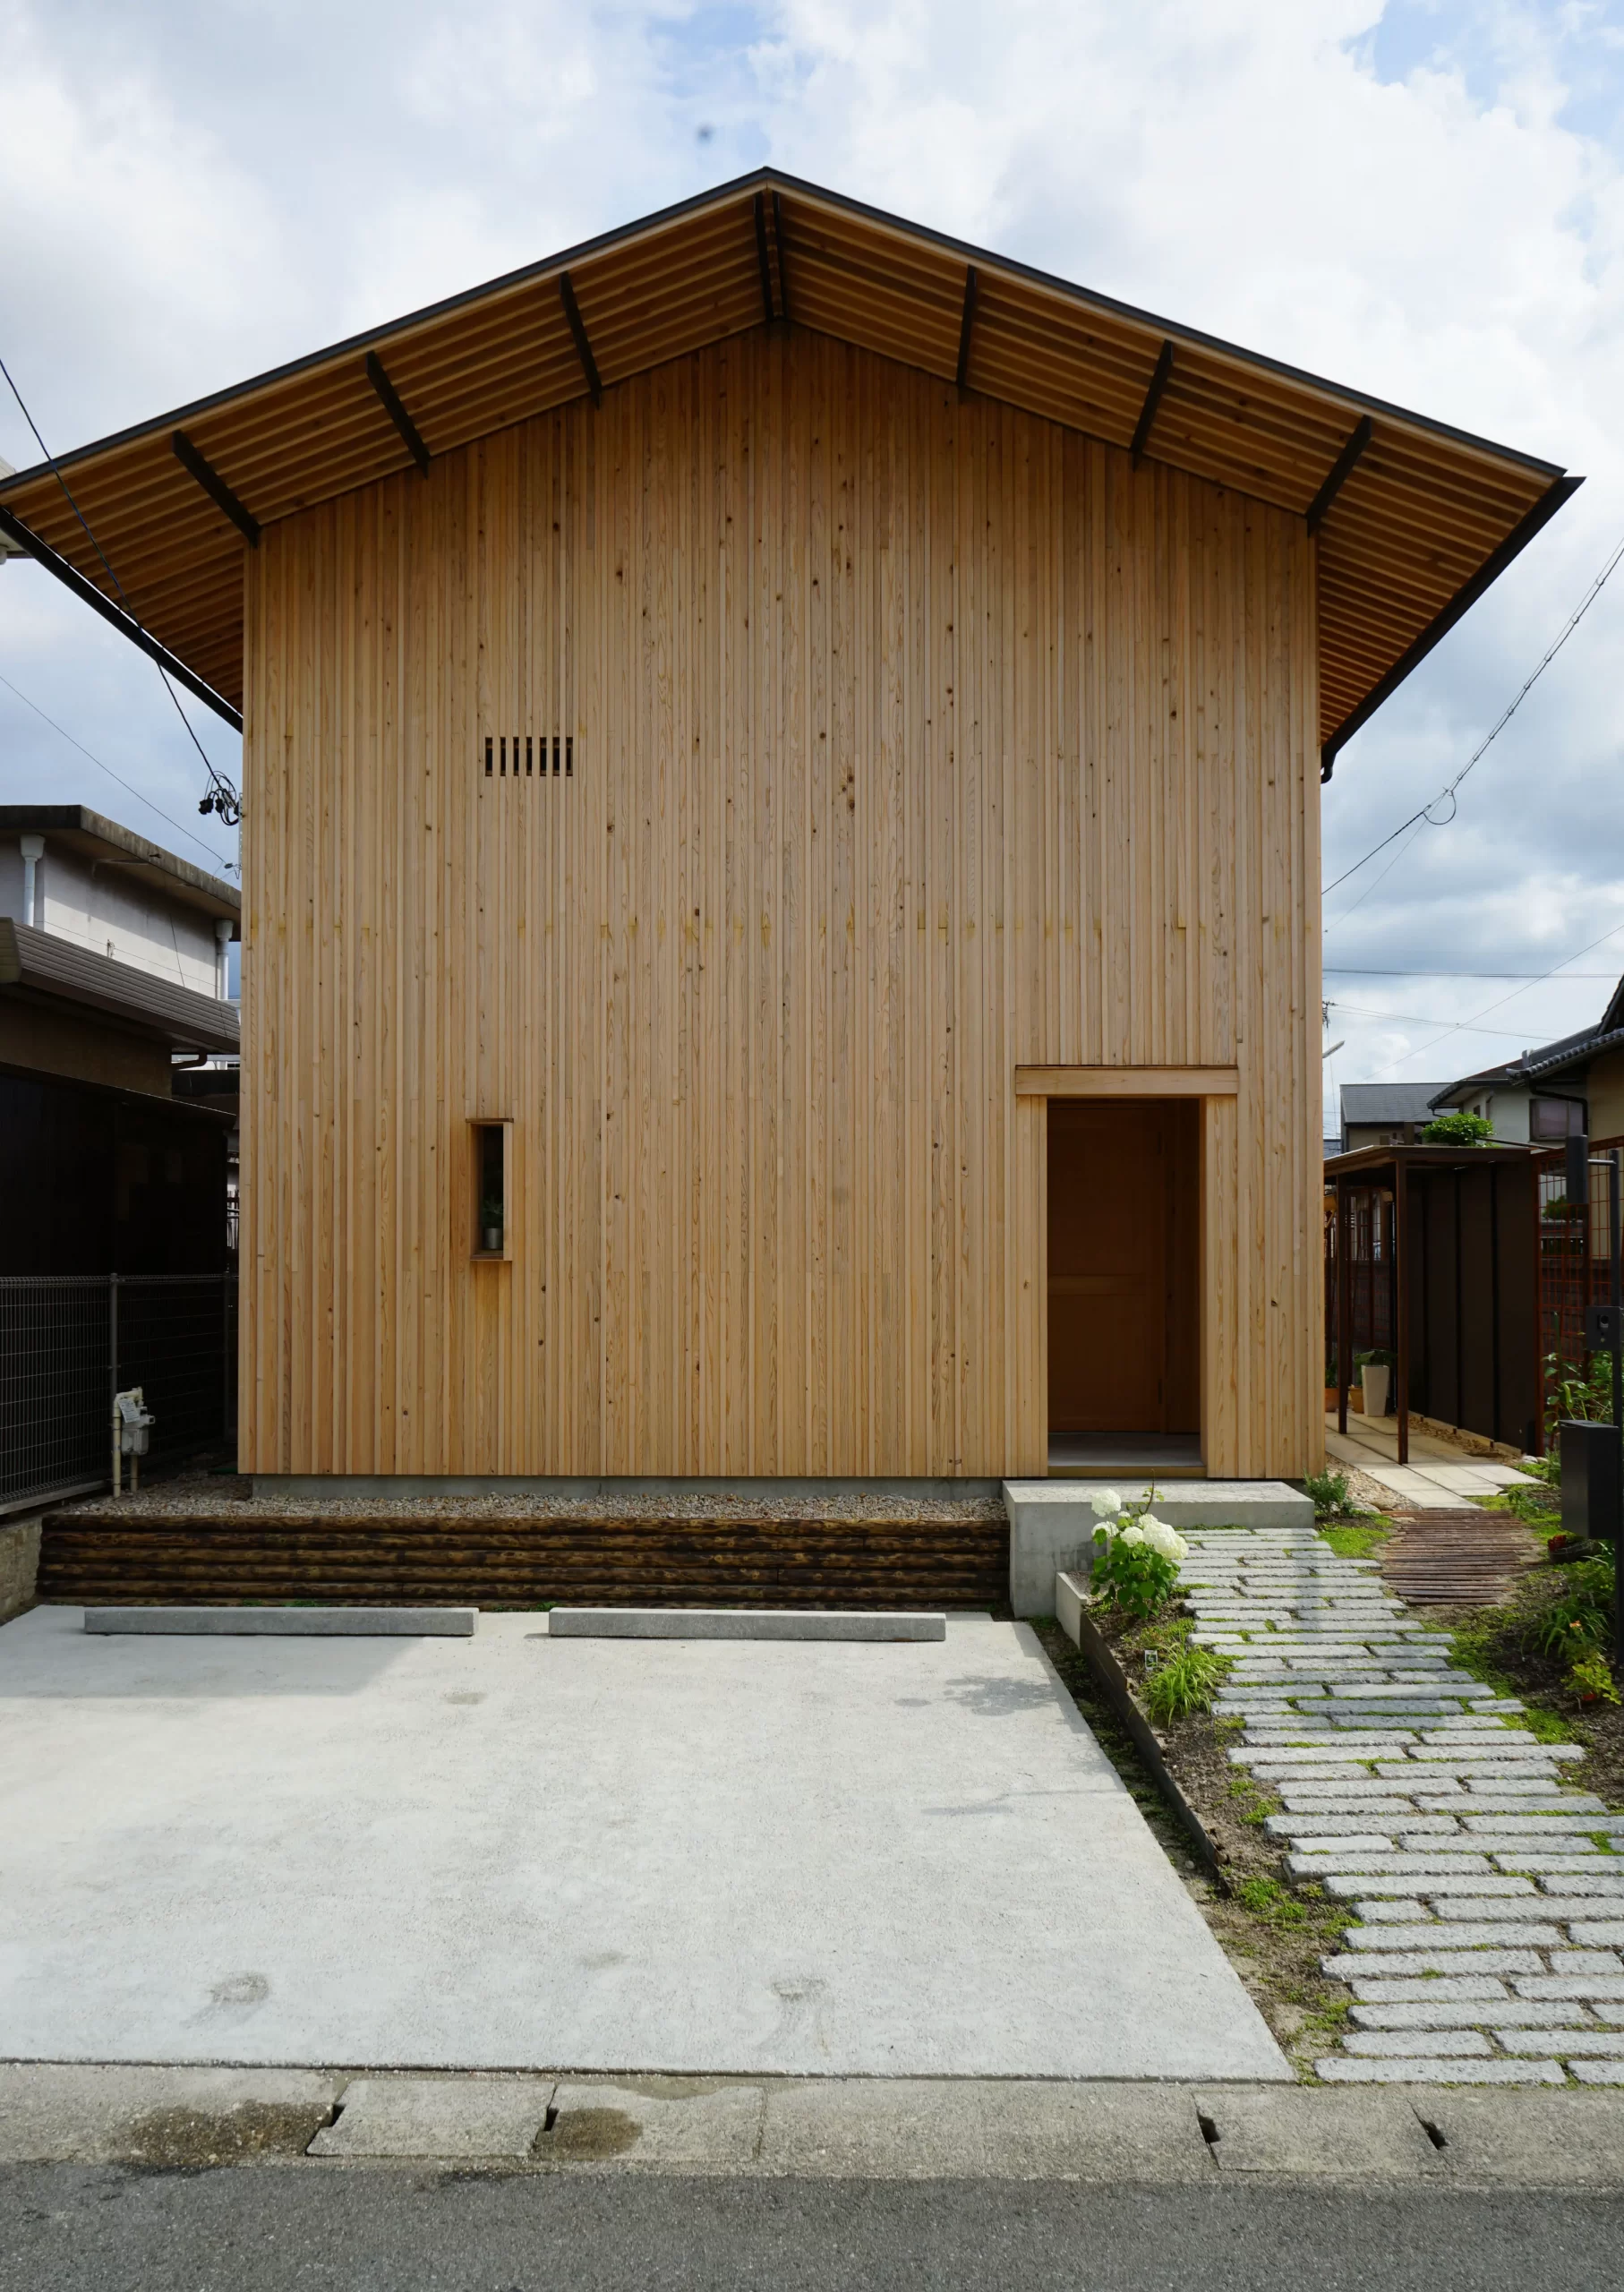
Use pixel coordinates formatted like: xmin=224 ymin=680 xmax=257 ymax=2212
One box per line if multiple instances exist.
xmin=1047 ymin=1098 xmax=1201 ymax=1477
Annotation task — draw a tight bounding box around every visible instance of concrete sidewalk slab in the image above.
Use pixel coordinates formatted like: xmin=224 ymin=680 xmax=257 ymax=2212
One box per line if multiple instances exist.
xmin=0 ymin=1606 xmax=1286 ymax=2082
xmin=1192 ymin=2087 xmax=1444 ymax=2177
xmin=545 ymin=2078 xmax=765 ymax=2167
xmin=0 ymin=2064 xmax=341 ymax=2164
xmin=310 ymin=2076 xmax=555 ymax=2158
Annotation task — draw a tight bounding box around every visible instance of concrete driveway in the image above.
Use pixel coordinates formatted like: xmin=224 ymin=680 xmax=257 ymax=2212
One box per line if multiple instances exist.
xmin=0 ymin=1606 xmax=1286 ymax=2081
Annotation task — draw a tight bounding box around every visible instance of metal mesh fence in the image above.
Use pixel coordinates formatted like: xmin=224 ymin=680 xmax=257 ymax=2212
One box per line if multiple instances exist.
xmin=0 ymin=1274 xmax=235 ymax=1507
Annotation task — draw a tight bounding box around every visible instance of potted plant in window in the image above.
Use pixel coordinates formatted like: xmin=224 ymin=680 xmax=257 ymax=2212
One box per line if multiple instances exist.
xmin=480 ymin=1195 xmax=504 ymax=1254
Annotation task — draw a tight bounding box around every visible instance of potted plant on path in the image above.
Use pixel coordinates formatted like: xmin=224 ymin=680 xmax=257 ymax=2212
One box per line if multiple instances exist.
xmin=1355 ymin=1347 xmax=1395 ymax=1418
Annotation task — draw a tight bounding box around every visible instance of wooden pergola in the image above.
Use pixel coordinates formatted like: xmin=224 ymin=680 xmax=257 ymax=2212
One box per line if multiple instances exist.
xmin=1326 ymin=1142 xmax=1543 ymax=1465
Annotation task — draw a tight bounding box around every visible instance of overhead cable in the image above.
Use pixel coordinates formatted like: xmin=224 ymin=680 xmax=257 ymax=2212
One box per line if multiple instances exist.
xmin=0 ymin=355 xmax=242 ymax=829
xmin=1323 ymin=523 xmax=1624 ymax=902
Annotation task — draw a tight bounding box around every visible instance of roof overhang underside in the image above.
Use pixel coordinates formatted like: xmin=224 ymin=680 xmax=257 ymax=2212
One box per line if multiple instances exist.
xmin=0 ymin=171 xmax=1577 ymax=774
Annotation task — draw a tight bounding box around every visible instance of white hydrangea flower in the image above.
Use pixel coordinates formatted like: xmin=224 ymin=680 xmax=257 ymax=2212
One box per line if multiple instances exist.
xmin=1117 ymin=1522 xmax=1145 ymax=1548
xmin=1090 ymin=1488 xmax=1124 ymax=1519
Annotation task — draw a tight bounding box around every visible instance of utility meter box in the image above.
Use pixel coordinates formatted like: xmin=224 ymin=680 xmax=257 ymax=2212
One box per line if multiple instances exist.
xmin=115 ymin=1387 xmax=155 ymax=1458
xmin=1560 ymin=1418 xmax=1620 ymax=1545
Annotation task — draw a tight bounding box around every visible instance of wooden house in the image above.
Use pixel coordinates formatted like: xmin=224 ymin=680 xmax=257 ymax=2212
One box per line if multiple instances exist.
xmin=0 ymin=173 xmax=1578 ymax=1492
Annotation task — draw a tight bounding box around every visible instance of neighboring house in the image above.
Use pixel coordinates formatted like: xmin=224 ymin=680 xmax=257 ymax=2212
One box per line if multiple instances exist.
xmin=0 ymin=172 xmax=1578 ymax=1487
xmin=0 ymin=807 xmax=238 ymax=1274
xmin=1338 ymin=1083 xmax=1448 ymax=1155
xmin=1429 ymin=983 xmax=1624 ymax=1144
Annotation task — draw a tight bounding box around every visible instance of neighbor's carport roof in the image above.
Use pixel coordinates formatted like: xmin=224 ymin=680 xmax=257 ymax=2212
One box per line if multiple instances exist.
xmin=0 ymin=168 xmax=1578 ymax=772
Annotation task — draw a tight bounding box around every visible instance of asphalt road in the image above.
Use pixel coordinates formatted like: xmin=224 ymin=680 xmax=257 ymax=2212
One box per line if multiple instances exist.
xmin=4 ymin=2168 xmax=1624 ymax=2292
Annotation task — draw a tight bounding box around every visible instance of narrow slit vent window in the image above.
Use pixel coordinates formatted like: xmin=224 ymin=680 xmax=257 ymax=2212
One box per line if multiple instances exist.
xmin=479 ymin=735 xmax=576 ymax=780
xmin=471 ymin=1118 xmax=513 ymax=1261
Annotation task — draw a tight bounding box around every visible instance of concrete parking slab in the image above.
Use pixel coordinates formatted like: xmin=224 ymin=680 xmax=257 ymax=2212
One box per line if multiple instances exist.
xmin=0 ymin=1606 xmax=1286 ymax=2082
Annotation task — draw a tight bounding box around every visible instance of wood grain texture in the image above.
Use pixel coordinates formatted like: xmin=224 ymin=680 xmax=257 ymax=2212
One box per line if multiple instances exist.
xmin=241 ymin=328 xmax=1322 ymax=1482
xmin=1015 ymin=1066 xmax=1239 ymax=1097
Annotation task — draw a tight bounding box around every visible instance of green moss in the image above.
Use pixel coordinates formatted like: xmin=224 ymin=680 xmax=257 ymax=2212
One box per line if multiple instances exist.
xmin=1318 ymin=1518 xmax=1393 ymax=1561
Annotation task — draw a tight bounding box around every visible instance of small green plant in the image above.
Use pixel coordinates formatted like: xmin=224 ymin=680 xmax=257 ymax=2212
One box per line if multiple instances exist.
xmin=1089 ymin=1486 xmax=1187 ymax=1620
xmin=1421 ymin=1109 xmax=1493 ymax=1145
xmin=1568 ymin=1648 xmax=1621 ymax=1707
xmin=1235 ymin=1875 xmax=1308 ymax=1928
xmin=1544 ymin=1350 xmax=1615 ymax=1442
xmin=1505 ymin=1482 xmax=1560 ymax=1527
xmin=1303 ymin=1468 xmax=1350 ymax=1518
xmin=1526 ymin=1552 xmax=1616 ymax=1659
xmin=1143 ymin=1642 xmax=1233 ymax=1724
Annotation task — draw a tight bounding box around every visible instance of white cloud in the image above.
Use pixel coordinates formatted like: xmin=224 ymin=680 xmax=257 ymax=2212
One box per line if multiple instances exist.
xmin=4 ymin=0 xmax=1624 ymax=1112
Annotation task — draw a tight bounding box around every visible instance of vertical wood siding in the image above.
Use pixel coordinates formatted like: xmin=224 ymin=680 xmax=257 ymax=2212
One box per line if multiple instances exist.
xmin=242 ymin=329 xmax=1321 ymax=1479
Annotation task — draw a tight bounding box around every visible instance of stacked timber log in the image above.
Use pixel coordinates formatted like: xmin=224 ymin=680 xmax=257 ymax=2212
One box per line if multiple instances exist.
xmin=37 ymin=1510 xmax=1007 ymax=1612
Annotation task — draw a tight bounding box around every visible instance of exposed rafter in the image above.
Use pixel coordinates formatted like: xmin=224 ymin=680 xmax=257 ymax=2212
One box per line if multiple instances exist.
xmin=365 ymin=351 xmax=430 ymax=476
xmin=1305 ymin=415 xmax=1372 ymax=535
xmin=558 ymin=271 xmax=603 ymax=406
xmin=753 ymin=191 xmax=775 ymax=324
xmin=1320 ymin=473 xmax=1585 ymax=781
xmin=771 ymin=191 xmax=791 ymax=323
xmin=955 ymin=266 xmax=979 ymax=395
xmin=172 ymin=429 xmax=260 ymax=546
xmin=0 ymin=503 xmax=243 ymax=730
xmin=1130 ymin=342 xmax=1174 ymax=468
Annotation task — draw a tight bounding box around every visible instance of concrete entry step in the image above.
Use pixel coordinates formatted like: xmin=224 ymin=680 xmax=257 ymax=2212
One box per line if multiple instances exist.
xmin=548 ymin=1607 xmax=946 ymax=1641
xmin=84 ymin=1605 xmax=477 ymax=1637
xmin=1004 ymin=1480 xmax=1314 ymax=1617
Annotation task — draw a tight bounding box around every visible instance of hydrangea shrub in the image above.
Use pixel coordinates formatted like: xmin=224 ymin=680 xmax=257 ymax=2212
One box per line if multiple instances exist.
xmin=1088 ymin=1486 xmax=1189 ymax=1620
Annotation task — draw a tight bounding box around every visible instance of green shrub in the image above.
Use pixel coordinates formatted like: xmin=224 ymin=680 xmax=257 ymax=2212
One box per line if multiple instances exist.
xmin=1568 ymin=1649 xmax=1621 ymax=1707
xmin=1303 ymin=1469 xmax=1350 ymax=1518
xmin=1143 ymin=1642 xmax=1232 ymax=1723
xmin=1421 ymin=1109 xmax=1493 ymax=1145
xmin=1092 ymin=1532 xmax=1182 ymax=1619
xmin=1506 ymin=1483 xmax=1560 ymax=1526
xmin=1089 ymin=1487 xmax=1189 ymax=1621
xmin=1526 ymin=1552 xmax=1616 ymax=1659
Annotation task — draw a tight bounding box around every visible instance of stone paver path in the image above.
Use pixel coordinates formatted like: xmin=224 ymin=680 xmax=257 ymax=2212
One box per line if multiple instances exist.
xmin=1183 ymin=1526 xmax=1624 ymax=2085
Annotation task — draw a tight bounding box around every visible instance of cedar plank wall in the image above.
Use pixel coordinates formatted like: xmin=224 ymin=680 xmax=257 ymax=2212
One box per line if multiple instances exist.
xmin=241 ymin=328 xmax=1321 ymax=1480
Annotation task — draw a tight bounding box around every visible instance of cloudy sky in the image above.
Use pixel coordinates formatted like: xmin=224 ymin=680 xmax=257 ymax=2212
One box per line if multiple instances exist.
xmin=3 ymin=0 xmax=1622 ymax=1124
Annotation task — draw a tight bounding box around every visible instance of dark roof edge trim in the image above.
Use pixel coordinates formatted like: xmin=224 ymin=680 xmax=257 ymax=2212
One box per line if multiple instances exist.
xmin=1319 ymin=473 xmax=1583 ymax=783
xmin=1429 ymin=1022 xmax=1624 ymax=1105
xmin=0 ymin=167 xmax=1570 ymax=503
xmin=0 ymin=504 xmax=244 ymax=732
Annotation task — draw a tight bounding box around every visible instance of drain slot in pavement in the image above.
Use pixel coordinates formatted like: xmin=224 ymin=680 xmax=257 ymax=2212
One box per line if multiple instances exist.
xmin=1418 ymin=2118 xmax=1449 ymax=2151
xmin=1197 ymin=2111 xmax=1220 ymax=2149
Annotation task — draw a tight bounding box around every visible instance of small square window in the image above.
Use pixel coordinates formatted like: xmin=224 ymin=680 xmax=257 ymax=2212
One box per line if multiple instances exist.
xmin=471 ymin=1119 xmax=513 ymax=1261
xmin=1531 ymin=1097 xmax=1585 ymax=1142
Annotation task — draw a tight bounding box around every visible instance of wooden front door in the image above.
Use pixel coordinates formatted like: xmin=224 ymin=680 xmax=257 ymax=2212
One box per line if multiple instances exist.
xmin=1047 ymin=1099 xmax=1199 ymax=1434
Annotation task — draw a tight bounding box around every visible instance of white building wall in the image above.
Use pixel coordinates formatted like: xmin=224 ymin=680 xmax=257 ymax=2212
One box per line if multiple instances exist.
xmin=0 ymin=834 xmax=219 ymax=996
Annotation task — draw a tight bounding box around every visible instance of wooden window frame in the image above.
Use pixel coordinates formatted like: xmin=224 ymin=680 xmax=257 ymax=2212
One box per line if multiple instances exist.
xmin=469 ymin=1117 xmax=514 ymax=1262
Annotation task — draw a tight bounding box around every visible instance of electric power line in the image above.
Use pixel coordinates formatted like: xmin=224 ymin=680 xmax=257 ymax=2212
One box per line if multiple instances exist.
xmin=1322 ymin=522 xmax=1624 ymax=903
xmin=0 ymin=670 xmax=235 ymax=871
xmin=0 ymin=355 xmax=241 ymax=827
xmin=1363 ymin=916 xmax=1624 ymax=1082
xmin=1327 ymin=1001 xmax=1553 ymax=1038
